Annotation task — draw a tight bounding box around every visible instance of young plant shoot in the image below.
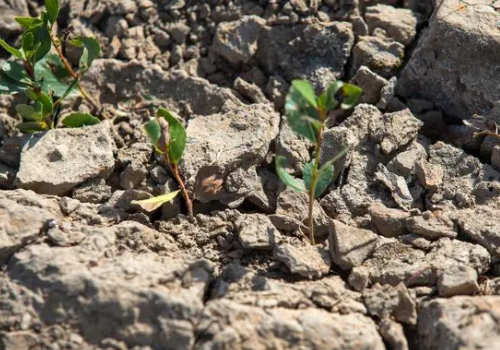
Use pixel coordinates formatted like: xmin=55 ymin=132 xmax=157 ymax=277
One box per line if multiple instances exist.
xmin=0 ymin=0 xmax=101 ymax=132
xmin=276 ymin=80 xmax=362 ymax=244
xmin=132 ymin=108 xmax=193 ymax=216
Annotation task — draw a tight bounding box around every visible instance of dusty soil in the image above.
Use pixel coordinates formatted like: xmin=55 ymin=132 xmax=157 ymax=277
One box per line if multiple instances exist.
xmin=2 ymin=0 xmax=500 ymax=349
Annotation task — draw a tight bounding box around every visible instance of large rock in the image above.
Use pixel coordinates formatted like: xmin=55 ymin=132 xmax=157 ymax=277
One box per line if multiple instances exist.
xmin=197 ymin=299 xmax=386 ymax=350
xmin=0 ymin=190 xmax=63 ymax=264
xmin=365 ymin=4 xmax=419 ymax=45
xmin=2 ymin=228 xmax=212 ymax=349
xmin=15 ymin=123 xmax=115 ymax=196
xmin=182 ymin=102 xmax=279 ymax=207
xmin=418 ymin=297 xmax=500 ymax=350
xmin=83 ymin=60 xmax=239 ymax=116
xmin=211 ymin=15 xmax=266 ymax=64
xmin=397 ymin=0 xmax=500 ymax=119
xmin=274 ymin=243 xmax=332 ymax=279
xmin=257 ymin=22 xmax=354 ymax=90
xmin=329 ymin=220 xmax=379 ymax=270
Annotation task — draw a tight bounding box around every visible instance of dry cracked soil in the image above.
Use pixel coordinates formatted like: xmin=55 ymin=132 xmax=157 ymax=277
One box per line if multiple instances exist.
xmin=2 ymin=0 xmax=500 ymax=349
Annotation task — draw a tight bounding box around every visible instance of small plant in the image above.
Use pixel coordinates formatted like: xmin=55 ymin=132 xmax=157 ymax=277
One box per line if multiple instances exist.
xmin=132 ymin=108 xmax=193 ymax=216
xmin=0 ymin=0 xmax=101 ymax=132
xmin=275 ymin=80 xmax=362 ymax=244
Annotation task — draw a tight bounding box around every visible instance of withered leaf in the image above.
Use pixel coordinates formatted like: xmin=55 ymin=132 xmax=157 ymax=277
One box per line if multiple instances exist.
xmin=193 ymin=166 xmax=224 ymax=201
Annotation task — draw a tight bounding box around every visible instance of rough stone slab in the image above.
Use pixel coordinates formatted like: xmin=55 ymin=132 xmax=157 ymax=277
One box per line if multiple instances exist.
xmin=257 ymin=22 xmax=354 ymax=90
xmin=365 ymin=4 xmax=419 ymax=45
xmin=0 ymin=190 xmax=62 ymax=264
xmin=368 ymin=203 xmax=410 ymax=238
xmin=418 ymin=296 xmax=500 ymax=350
xmin=438 ymin=265 xmax=479 ymax=297
xmin=15 ymin=123 xmax=115 ymax=196
xmin=197 ymin=299 xmax=386 ymax=350
xmin=274 ymin=243 xmax=331 ymax=279
xmin=236 ymin=214 xmax=281 ymax=250
xmin=211 ymin=15 xmax=266 ymax=64
xmin=397 ymin=0 xmax=500 ymax=119
xmin=84 ymin=59 xmax=239 ymax=116
xmin=329 ymin=220 xmax=379 ymax=270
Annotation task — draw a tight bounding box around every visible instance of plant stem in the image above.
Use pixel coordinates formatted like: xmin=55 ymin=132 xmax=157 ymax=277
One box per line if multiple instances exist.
xmin=49 ymin=33 xmax=104 ymax=116
xmin=307 ymin=109 xmax=326 ymax=245
xmin=167 ymin=159 xmax=193 ymax=217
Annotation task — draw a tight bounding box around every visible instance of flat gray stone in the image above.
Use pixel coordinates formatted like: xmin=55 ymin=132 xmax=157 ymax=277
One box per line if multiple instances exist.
xmin=15 ymin=123 xmax=115 ymax=196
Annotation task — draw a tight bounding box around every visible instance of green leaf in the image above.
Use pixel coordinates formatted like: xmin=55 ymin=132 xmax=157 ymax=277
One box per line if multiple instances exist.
xmin=70 ymin=37 xmax=100 ymax=72
xmin=45 ymin=53 xmax=71 ymax=79
xmin=303 ymin=161 xmax=334 ymax=198
xmin=157 ymin=108 xmax=186 ymax=166
xmin=291 ymin=80 xmax=317 ymax=108
xmin=17 ymin=121 xmax=48 ymax=133
xmin=0 ymin=71 xmax=29 ymax=95
xmin=144 ymin=119 xmax=161 ymax=147
xmin=285 ymin=80 xmax=320 ymax=142
xmin=0 ymin=39 xmax=23 ymax=59
xmin=26 ymin=24 xmax=51 ymax=63
xmin=62 ymin=113 xmax=100 ymax=128
xmin=16 ymin=104 xmax=43 ymax=121
xmin=22 ymin=32 xmax=35 ymax=53
xmin=2 ymin=61 xmax=31 ymax=84
xmin=318 ymin=81 xmax=344 ymax=112
xmin=45 ymin=0 xmax=60 ymax=24
xmin=131 ymin=191 xmax=180 ymax=212
xmin=339 ymin=83 xmax=363 ymax=110
xmin=34 ymin=57 xmax=74 ymax=96
xmin=275 ymin=155 xmax=305 ymax=192
xmin=15 ymin=17 xmax=43 ymax=29
xmin=37 ymin=93 xmax=53 ymax=117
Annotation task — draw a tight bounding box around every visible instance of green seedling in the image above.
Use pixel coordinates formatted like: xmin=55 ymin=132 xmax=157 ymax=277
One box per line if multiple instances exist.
xmin=132 ymin=108 xmax=193 ymax=216
xmin=0 ymin=0 xmax=101 ymax=132
xmin=276 ymin=80 xmax=362 ymax=244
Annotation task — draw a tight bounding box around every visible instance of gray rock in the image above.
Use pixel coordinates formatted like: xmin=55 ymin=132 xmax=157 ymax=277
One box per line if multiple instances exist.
xmin=266 ymin=75 xmax=289 ymax=109
xmin=0 ymin=190 xmax=62 ymax=264
xmin=370 ymin=109 xmax=422 ymax=155
xmin=406 ymin=211 xmax=457 ymax=240
xmin=349 ymin=66 xmax=389 ymax=104
xmin=415 ymin=159 xmax=444 ymax=190
xmin=458 ymin=206 xmax=500 ymax=261
xmin=418 ymin=297 xmax=500 ymax=350
xmin=72 ymin=177 xmax=112 ymax=204
xmin=387 ymin=145 xmax=426 ymax=178
xmin=183 ymin=102 xmax=279 ymax=206
xmin=363 ymin=282 xmax=417 ymax=325
xmin=0 ymin=0 xmax=29 ymax=37
xmin=236 ymin=214 xmax=281 ymax=250
xmin=84 ymin=60 xmax=239 ymax=116
xmin=257 ymin=22 xmax=354 ymax=90
xmin=368 ymin=203 xmax=409 ymax=238
xmin=274 ymin=243 xmax=331 ymax=279
xmin=379 ymin=319 xmax=409 ymax=350
xmin=351 ymin=36 xmax=405 ymax=78
xmin=438 ymin=265 xmax=479 ymax=297
xmin=211 ymin=15 xmax=266 ymax=64
xmin=365 ymin=4 xmax=418 ymax=45
xmin=2 ymin=226 xmax=211 ymax=349
xmin=329 ymin=220 xmax=379 ymax=270
xmin=276 ymin=188 xmax=331 ymax=239
xmin=375 ymin=164 xmax=414 ymax=210
xmin=15 ymin=123 xmax=115 ymax=196
xmin=398 ymin=0 xmax=500 ymax=119
xmin=233 ymin=77 xmax=268 ymax=104
xmin=348 ymin=238 xmax=490 ymax=291
xmin=197 ymin=299 xmax=385 ymax=349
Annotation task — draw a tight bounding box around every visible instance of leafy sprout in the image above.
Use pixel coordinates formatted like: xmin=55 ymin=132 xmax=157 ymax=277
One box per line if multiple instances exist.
xmin=0 ymin=0 xmax=101 ymax=132
xmin=276 ymin=80 xmax=362 ymax=244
